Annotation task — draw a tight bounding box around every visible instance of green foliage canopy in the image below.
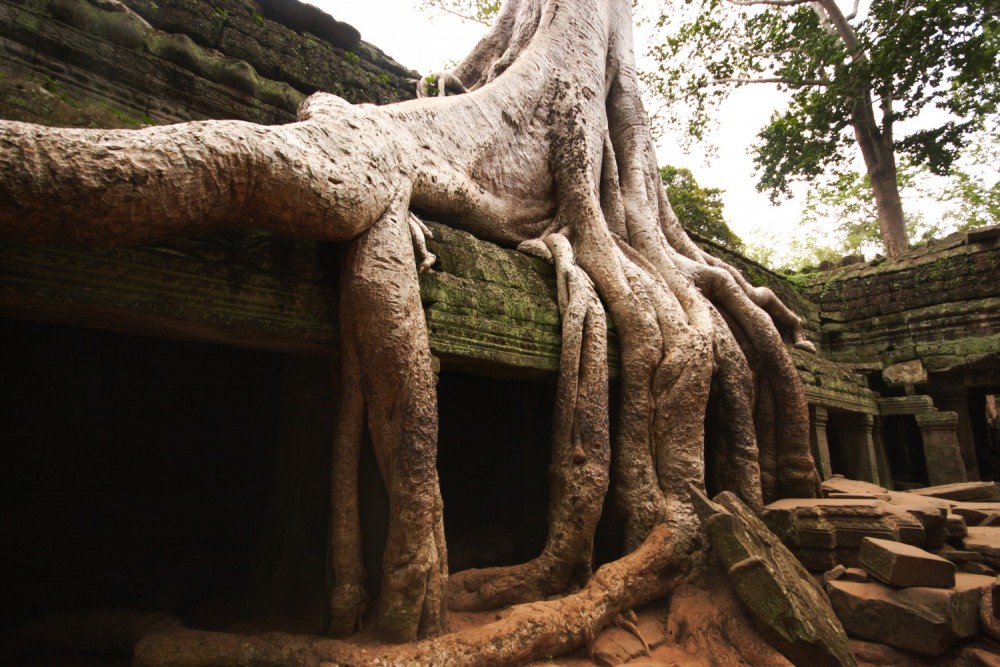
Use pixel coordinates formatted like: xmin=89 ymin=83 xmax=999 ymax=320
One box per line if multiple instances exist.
xmin=659 ymin=165 xmax=744 ymax=251
xmin=647 ymin=0 xmax=1000 ymax=201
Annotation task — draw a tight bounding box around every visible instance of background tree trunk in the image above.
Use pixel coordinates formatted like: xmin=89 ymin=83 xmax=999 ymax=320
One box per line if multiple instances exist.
xmin=852 ymin=101 xmax=909 ymax=260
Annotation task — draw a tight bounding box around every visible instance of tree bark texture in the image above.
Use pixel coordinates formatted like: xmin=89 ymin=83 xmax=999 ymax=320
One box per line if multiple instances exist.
xmin=0 ymin=0 xmax=820 ymax=660
xmin=851 ymin=98 xmax=910 ymax=260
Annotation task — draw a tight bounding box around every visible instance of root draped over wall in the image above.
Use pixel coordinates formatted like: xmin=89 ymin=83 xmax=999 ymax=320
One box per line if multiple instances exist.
xmin=0 ymin=0 xmax=820 ymax=661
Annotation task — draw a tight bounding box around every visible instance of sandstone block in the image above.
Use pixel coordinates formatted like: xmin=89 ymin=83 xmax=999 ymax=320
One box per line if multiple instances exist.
xmin=859 ymin=537 xmax=956 ymax=588
xmin=692 ymin=488 xmax=856 ymax=667
xmin=958 ymin=561 xmax=995 ymax=576
xmin=827 ymin=574 xmax=994 ymax=655
xmin=964 ymin=526 xmax=1000 ymax=558
xmin=950 ymin=502 xmax=1000 ymax=525
xmin=935 ymin=549 xmax=984 ymax=563
xmin=909 ymin=482 xmax=1000 ymax=503
xmin=843 ymin=568 xmax=868 ymax=583
xmin=824 ymin=565 xmax=847 ymax=583
xmin=821 ymin=476 xmax=890 ymax=499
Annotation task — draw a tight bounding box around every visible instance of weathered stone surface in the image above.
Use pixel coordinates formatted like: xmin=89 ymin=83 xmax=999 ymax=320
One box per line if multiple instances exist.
xmin=881 ymin=492 xmax=950 ymax=548
xmin=801 ymin=231 xmax=1000 ymax=374
xmin=958 ymin=561 xmax=995 ymax=576
xmin=843 ymin=567 xmax=868 ymax=583
xmin=876 ymin=394 xmax=936 ymax=415
xmin=911 ymin=482 xmax=1000 ymax=503
xmin=0 ymin=221 xmax=592 ymax=377
xmin=965 ymin=527 xmax=1000 ymax=558
xmin=859 ymin=537 xmax=956 ymax=588
xmin=692 ymin=488 xmax=856 ymax=667
xmin=980 ymin=582 xmax=1000 ymax=643
xmin=936 ymin=549 xmax=985 ymax=564
xmin=882 ymin=359 xmax=927 ymax=387
xmin=121 ymin=0 xmax=415 ymax=103
xmin=824 ymin=565 xmax=847 ymax=583
xmin=821 ymin=476 xmax=890 ymax=499
xmin=826 ymin=574 xmax=995 ymax=655
xmin=763 ymin=497 xmax=936 ymax=570
xmin=947 ymin=514 xmax=970 ymax=540
xmin=950 ymin=502 xmax=1000 ymax=525
xmin=0 ymin=0 xmax=304 ymax=125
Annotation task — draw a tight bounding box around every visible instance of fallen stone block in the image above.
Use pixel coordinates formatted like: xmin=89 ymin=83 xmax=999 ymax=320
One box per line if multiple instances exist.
xmin=882 ymin=493 xmax=950 ymax=548
xmin=950 ymin=502 xmax=1000 ymax=525
xmin=826 ymin=574 xmax=994 ymax=655
xmin=691 ymin=487 xmax=857 ymax=667
xmin=823 ymin=565 xmax=847 ymax=583
xmin=935 ymin=549 xmax=984 ymax=564
xmin=908 ymin=482 xmax=1000 ymax=503
xmin=821 ymin=476 xmax=890 ymax=499
xmin=843 ymin=568 xmax=868 ymax=583
xmin=859 ymin=537 xmax=956 ymax=588
xmin=947 ymin=514 xmax=969 ymax=540
xmin=964 ymin=526 xmax=1000 ymax=558
xmin=958 ymin=561 xmax=995 ymax=576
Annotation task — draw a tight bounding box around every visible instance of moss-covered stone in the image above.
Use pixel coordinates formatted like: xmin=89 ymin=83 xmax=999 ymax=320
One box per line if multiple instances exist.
xmin=122 ymin=0 xmax=416 ymax=104
xmin=801 ymin=230 xmax=1000 ymax=375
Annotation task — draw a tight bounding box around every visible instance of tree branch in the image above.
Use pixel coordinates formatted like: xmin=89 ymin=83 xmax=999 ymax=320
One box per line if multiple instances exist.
xmin=418 ymin=0 xmax=490 ymax=25
xmin=812 ymin=0 xmax=862 ymax=56
xmin=708 ymin=77 xmax=827 ymax=87
xmin=721 ymin=39 xmax=802 ymax=59
xmin=723 ymin=0 xmax=811 ymax=6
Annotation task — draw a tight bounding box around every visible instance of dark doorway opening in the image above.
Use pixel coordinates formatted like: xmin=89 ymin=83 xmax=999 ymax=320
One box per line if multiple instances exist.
xmin=436 ymin=372 xmax=554 ymax=574
xmin=0 ymin=318 xmax=284 ymax=630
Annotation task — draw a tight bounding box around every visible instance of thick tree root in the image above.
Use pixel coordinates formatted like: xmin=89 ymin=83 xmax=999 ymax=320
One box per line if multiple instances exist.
xmin=449 ymin=233 xmax=610 ymax=610
xmin=333 ymin=187 xmax=448 ymax=642
xmin=0 ymin=0 xmax=823 ymax=651
xmin=127 ymin=526 xmax=681 ymax=667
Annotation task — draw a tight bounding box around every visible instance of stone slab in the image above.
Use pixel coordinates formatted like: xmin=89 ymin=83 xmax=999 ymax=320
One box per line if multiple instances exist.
xmin=950 ymin=502 xmax=1000 ymax=525
xmin=965 ymin=526 xmax=1000 ymax=558
xmin=821 ymin=476 xmax=890 ymax=498
xmin=843 ymin=568 xmax=869 ymax=583
xmin=827 ymin=574 xmax=994 ymax=655
xmin=859 ymin=537 xmax=955 ymax=588
xmin=692 ymin=488 xmax=856 ymax=667
xmin=909 ymin=482 xmax=1000 ymax=503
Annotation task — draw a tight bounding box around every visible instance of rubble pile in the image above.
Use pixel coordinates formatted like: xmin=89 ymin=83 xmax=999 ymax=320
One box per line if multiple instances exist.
xmin=764 ymin=476 xmax=1000 ymax=656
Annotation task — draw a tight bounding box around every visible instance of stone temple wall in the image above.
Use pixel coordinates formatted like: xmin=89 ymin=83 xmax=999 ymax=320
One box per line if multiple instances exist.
xmin=0 ymin=0 xmax=414 ymax=128
xmin=803 ymin=229 xmax=1000 ymax=376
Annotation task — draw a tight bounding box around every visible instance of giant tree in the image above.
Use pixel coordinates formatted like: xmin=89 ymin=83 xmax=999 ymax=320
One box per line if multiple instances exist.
xmin=0 ymin=0 xmax=823 ymax=663
xmin=650 ymin=0 xmax=1000 ymax=260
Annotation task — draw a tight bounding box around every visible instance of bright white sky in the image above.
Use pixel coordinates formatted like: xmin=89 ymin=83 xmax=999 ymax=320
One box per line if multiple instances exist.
xmin=311 ymin=1 xmax=809 ymax=252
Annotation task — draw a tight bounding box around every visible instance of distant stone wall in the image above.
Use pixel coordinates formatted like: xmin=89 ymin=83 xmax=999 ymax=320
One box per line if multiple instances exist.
xmin=802 ymin=229 xmax=1000 ymax=375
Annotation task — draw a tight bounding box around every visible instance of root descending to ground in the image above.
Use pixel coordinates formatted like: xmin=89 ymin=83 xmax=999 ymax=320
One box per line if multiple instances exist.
xmin=0 ymin=0 xmax=820 ymax=660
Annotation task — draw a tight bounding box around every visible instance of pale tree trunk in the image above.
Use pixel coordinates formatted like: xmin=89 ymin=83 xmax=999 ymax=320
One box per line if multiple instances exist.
xmin=0 ymin=0 xmax=821 ymax=662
